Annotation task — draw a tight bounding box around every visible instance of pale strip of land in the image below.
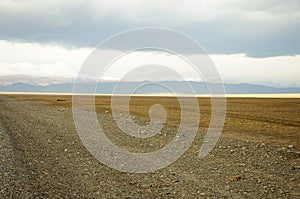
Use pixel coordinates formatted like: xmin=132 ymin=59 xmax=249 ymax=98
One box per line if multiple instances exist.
xmin=0 ymin=92 xmax=300 ymax=98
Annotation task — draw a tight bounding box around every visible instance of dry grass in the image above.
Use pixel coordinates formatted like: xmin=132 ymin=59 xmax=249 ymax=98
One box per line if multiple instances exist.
xmin=2 ymin=94 xmax=300 ymax=198
xmin=8 ymin=94 xmax=300 ymax=147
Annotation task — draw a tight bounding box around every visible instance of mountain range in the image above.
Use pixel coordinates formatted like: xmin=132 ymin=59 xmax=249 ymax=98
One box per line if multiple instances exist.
xmin=0 ymin=75 xmax=299 ymax=94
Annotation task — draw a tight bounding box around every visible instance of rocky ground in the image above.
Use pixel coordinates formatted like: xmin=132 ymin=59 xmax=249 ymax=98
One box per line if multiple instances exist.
xmin=0 ymin=95 xmax=299 ymax=198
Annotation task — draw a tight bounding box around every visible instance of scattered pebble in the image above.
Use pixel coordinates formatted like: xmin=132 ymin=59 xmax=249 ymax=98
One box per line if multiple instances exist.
xmin=0 ymin=95 xmax=299 ymax=198
xmin=229 ymin=175 xmax=242 ymax=182
xmin=291 ymin=165 xmax=300 ymax=170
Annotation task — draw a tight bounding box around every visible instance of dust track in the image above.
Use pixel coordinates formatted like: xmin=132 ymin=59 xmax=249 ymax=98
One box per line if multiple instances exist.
xmin=0 ymin=120 xmax=17 ymax=196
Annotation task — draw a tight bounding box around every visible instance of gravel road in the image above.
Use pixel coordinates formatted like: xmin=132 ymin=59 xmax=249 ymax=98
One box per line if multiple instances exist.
xmin=0 ymin=95 xmax=299 ymax=198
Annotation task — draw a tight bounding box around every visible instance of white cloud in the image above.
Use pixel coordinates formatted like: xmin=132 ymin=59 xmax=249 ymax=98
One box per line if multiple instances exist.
xmin=211 ymin=54 xmax=300 ymax=87
xmin=0 ymin=40 xmax=299 ymax=87
xmin=0 ymin=40 xmax=90 ymax=77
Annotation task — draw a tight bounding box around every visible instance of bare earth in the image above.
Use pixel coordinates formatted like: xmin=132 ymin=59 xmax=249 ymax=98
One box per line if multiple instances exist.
xmin=0 ymin=94 xmax=299 ymax=198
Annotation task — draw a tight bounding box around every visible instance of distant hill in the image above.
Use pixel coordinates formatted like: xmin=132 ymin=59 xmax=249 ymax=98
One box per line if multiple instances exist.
xmin=0 ymin=75 xmax=73 ymax=86
xmin=0 ymin=81 xmax=299 ymax=94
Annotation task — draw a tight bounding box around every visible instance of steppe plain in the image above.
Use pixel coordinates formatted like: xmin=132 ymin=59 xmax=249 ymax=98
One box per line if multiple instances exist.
xmin=0 ymin=94 xmax=299 ymax=198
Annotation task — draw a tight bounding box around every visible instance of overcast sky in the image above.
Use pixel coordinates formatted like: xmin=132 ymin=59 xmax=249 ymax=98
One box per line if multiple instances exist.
xmin=0 ymin=0 xmax=299 ymax=87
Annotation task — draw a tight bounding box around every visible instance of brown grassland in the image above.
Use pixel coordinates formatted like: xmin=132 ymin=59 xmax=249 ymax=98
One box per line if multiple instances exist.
xmin=0 ymin=94 xmax=299 ymax=198
xmin=19 ymin=94 xmax=300 ymax=147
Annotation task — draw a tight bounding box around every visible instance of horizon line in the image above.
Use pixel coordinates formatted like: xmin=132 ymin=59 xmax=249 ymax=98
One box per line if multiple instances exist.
xmin=1 ymin=92 xmax=300 ymax=98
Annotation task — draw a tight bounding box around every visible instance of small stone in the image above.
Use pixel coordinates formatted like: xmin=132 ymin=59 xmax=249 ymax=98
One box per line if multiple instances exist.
xmin=271 ymin=187 xmax=276 ymax=192
xmin=141 ymin=184 xmax=148 ymax=188
xmin=237 ymin=163 xmax=246 ymax=167
xmin=288 ymin=145 xmax=295 ymax=149
xmin=291 ymin=165 xmax=300 ymax=170
xmin=229 ymin=175 xmax=242 ymax=181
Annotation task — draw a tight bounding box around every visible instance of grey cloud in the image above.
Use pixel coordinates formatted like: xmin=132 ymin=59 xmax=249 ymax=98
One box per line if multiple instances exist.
xmin=0 ymin=0 xmax=299 ymax=57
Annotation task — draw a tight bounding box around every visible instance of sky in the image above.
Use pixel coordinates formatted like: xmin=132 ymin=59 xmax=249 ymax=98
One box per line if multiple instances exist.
xmin=0 ymin=0 xmax=299 ymax=87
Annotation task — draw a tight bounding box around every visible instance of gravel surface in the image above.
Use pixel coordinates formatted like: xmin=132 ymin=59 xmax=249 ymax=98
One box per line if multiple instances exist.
xmin=0 ymin=95 xmax=299 ymax=198
xmin=0 ymin=117 xmax=17 ymax=196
